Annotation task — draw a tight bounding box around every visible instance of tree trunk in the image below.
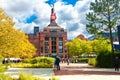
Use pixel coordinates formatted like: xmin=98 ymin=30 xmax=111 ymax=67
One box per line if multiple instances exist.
xmin=109 ymin=27 xmax=114 ymax=53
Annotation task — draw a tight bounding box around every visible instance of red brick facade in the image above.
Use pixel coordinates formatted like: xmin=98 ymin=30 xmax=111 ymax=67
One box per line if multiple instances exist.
xmin=76 ymin=34 xmax=88 ymax=41
xmin=28 ymin=5 xmax=68 ymax=57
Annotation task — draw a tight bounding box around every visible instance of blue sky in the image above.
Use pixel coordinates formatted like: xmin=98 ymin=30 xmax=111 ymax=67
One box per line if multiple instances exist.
xmin=26 ymin=0 xmax=79 ymax=24
xmin=26 ymin=14 xmax=38 ymax=23
xmin=0 ymin=0 xmax=94 ymax=39
xmin=46 ymin=0 xmax=79 ymax=6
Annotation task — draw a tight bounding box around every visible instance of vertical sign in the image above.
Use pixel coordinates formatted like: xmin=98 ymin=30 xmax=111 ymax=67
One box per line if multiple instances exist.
xmin=117 ymin=25 xmax=120 ymax=50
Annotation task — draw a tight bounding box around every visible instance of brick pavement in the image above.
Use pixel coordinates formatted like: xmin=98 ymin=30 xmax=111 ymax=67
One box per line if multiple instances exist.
xmin=54 ymin=63 xmax=120 ymax=75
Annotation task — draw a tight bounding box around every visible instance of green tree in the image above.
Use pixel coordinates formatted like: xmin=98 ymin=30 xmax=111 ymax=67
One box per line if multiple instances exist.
xmin=65 ymin=38 xmax=92 ymax=57
xmin=90 ymin=39 xmax=111 ymax=55
xmin=65 ymin=38 xmax=111 ymax=57
xmin=65 ymin=41 xmax=73 ymax=56
xmin=0 ymin=8 xmax=36 ymax=58
xmin=86 ymin=0 xmax=120 ymax=53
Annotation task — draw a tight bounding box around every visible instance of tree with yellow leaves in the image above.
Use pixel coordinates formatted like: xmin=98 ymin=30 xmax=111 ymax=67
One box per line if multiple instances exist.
xmin=0 ymin=8 xmax=36 ymax=58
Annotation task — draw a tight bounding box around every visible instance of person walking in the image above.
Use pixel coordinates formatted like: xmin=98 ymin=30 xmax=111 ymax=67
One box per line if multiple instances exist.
xmin=55 ymin=56 xmax=61 ymax=70
xmin=114 ymin=56 xmax=120 ymax=71
xmin=66 ymin=58 xmax=70 ymax=65
xmin=53 ymin=56 xmax=57 ymax=70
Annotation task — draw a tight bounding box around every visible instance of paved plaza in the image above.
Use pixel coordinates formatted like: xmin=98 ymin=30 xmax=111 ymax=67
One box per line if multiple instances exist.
xmin=5 ymin=63 xmax=120 ymax=80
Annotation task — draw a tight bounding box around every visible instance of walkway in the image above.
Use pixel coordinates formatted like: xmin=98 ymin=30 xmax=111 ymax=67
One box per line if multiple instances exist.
xmin=4 ymin=63 xmax=120 ymax=80
xmin=55 ymin=63 xmax=120 ymax=75
xmin=55 ymin=63 xmax=120 ymax=80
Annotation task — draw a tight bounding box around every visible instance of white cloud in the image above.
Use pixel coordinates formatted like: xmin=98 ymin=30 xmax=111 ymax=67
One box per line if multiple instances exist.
xmin=0 ymin=0 xmax=94 ymax=40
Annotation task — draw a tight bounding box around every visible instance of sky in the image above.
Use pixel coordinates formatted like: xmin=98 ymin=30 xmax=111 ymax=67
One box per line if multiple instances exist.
xmin=0 ymin=0 xmax=94 ymax=39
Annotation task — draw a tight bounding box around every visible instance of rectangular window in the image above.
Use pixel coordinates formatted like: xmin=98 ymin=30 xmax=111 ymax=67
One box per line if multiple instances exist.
xmin=44 ymin=29 xmax=47 ymax=32
xmin=52 ymin=41 xmax=56 ymax=45
xmin=59 ymin=46 xmax=62 ymax=49
xmin=45 ymin=46 xmax=49 ymax=53
xmin=60 ymin=30 xmax=64 ymax=33
xmin=40 ymin=47 xmax=43 ymax=53
xmin=50 ymin=29 xmax=57 ymax=32
xmin=52 ymin=51 xmax=56 ymax=53
xmin=45 ymin=42 xmax=49 ymax=46
xmin=59 ymin=49 xmax=63 ymax=53
xmin=52 ymin=37 xmax=56 ymax=41
xmin=45 ymin=50 xmax=49 ymax=53
xmin=52 ymin=46 xmax=56 ymax=50
xmin=59 ymin=37 xmax=63 ymax=41
xmin=59 ymin=46 xmax=63 ymax=53
xmin=59 ymin=42 xmax=63 ymax=46
xmin=45 ymin=37 xmax=49 ymax=41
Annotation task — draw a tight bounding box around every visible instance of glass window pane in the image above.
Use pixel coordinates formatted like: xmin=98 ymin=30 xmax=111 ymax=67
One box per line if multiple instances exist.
xmin=60 ymin=30 xmax=64 ymax=32
xmin=52 ymin=37 xmax=56 ymax=41
xmin=59 ymin=37 xmax=63 ymax=41
xmin=59 ymin=42 xmax=62 ymax=46
xmin=45 ymin=37 xmax=49 ymax=40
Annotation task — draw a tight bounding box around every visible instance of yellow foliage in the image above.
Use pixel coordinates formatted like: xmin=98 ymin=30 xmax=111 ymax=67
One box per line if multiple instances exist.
xmin=0 ymin=8 xmax=36 ymax=58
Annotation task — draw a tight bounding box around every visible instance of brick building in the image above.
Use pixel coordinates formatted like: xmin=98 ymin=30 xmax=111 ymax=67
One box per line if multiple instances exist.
xmin=28 ymin=5 xmax=67 ymax=57
xmin=76 ymin=34 xmax=88 ymax=41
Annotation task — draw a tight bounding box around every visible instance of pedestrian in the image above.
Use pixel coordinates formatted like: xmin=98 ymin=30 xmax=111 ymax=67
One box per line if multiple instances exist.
xmin=114 ymin=56 xmax=120 ymax=71
xmin=53 ymin=56 xmax=57 ymax=70
xmin=66 ymin=58 xmax=69 ymax=65
xmin=55 ymin=56 xmax=61 ymax=70
xmin=2 ymin=59 xmax=5 ymax=64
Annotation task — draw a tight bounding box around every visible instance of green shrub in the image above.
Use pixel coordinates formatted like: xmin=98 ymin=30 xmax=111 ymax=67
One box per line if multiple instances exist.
xmin=22 ymin=58 xmax=31 ymax=63
xmin=77 ymin=58 xmax=89 ymax=63
xmin=88 ymin=52 xmax=120 ymax=68
xmin=0 ymin=64 xmax=6 ymax=72
xmin=0 ymin=56 xmax=4 ymax=63
xmin=96 ymin=52 xmax=114 ymax=68
xmin=0 ymin=73 xmax=14 ymax=80
xmin=50 ymin=75 xmax=60 ymax=80
xmin=88 ymin=58 xmax=97 ymax=66
xmin=36 ymin=57 xmax=54 ymax=64
xmin=10 ymin=57 xmax=54 ymax=68
xmin=10 ymin=62 xmax=53 ymax=68
xmin=23 ymin=57 xmax=54 ymax=64
xmin=114 ymin=51 xmax=120 ymax=57
xmin=0 ymin=72 xmax=59 ymax=80
xmin=18 ymin=72 xmax=45 ymax=80
xmin=32 ymin=63 xmax=53 ymax=68
xmin=30 ymin=58 xmax=38 ymax=64
xmin=0 ymin=64 xmax=9 ymax=72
